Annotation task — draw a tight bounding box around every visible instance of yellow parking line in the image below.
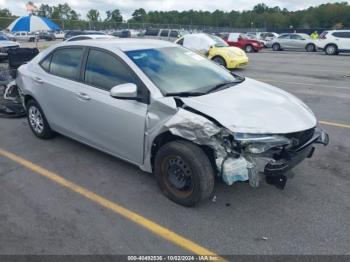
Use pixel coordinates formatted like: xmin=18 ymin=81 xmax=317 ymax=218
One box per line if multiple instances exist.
xmin=256 ymin=79 xmax=350 ymax=90
xmin=0 ymin=148 xmax=226 ymax=261
xmin=319 ymin=121 xmax=350 ymax=129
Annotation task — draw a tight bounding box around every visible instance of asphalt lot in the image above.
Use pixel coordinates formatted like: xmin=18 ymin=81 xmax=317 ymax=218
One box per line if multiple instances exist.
xmin=0 ymin=45 xmax=349 ymax=256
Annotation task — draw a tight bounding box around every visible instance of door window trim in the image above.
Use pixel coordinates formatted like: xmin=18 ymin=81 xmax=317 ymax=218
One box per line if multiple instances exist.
xmin=81 ymin=47 xmax=150 ymax=104
xmin=39 ymin=46 xmax=87 ymax=81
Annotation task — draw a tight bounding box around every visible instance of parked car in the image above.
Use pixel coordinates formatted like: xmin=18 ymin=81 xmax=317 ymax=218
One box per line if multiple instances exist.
xmin=270 ymin=33 xmax=317 ymax=52
xmin=17 ymin=39 xmax=329 ymax=206
xmin=37 ymin=31 xmax=56 ymax=41
xmin=0 ymin=35 xmax=20 ymax=61
xmin=110 ymin=30 xmax=131 ymax=38
xmin=54 ymin=31 xmax=65 ymax=39
xmin=144 ymin=28 xmax=185 ymax=41
xmin=63 ymin=30 xmax=106 ymax=40
xmin=316 ymin=30 xmax=350 ymax=55
xmin=65 ymin=34 xmax=115 ymax=42
xmin=13 ymin=31 xmax=36 ymax=42
xmin=1 ymin=31 xmax=17 ymax=41
xmin=175 ymin=33 xmax=249 ymax=69
xmin=222 ymin=33 xmax=264 ymax=53
xmin=247 ymin=32 xmax=279 ymax=47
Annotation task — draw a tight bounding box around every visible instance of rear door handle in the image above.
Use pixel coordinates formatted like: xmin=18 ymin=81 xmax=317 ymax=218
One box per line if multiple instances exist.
xmin=76 ymin=92 xmax=91 ymax=101
xmin=34 ymin=77 xmax=43 ymax=84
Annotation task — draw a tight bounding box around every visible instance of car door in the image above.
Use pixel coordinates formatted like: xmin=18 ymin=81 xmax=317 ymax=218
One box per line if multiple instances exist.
xmin=34 ymin=47 xmax=86 ymax=136
xmin=290 ymin=34 xmax=306 ymax=49
xmin=277 ymin=34 xmax=291 ymax=48
xmin=72 ymin=48 xmax=148 ymax=164
xmin=333 ymin=32 xmax=350 ymax=50
xmin=227 ymin=33 xmax=240 ymax=47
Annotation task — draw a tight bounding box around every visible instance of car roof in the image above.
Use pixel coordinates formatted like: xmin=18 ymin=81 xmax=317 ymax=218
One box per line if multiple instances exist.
xmin=59 ymin=38 xmax=177 ymax=51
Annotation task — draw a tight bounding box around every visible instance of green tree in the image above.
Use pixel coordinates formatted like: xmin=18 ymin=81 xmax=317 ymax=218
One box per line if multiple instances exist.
xmin=131 ymin=8 xmax=146 ymax=22
xmin=105 ymin=9 xmax=123 ymax=23
xmin=87 ymin=9 xmax=100 ymax=21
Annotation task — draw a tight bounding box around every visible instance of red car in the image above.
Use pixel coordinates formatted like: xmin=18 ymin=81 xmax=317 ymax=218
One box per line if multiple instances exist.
xmin=223 ymin=33 xmax=264 ymax=53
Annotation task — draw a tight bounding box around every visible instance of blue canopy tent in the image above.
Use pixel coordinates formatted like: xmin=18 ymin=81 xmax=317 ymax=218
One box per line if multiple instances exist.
xmin=7 ymin=15 xmax=60 ymax=32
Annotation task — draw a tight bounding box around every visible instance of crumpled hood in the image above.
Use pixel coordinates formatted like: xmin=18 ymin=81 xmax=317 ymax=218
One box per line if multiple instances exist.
xmin=181 ymin=78 xmax=317 ymax=134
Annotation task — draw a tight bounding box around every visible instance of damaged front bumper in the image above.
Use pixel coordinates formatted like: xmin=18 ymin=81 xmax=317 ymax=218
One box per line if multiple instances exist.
xmin=221 ymin=127 xmax=329 ymax=189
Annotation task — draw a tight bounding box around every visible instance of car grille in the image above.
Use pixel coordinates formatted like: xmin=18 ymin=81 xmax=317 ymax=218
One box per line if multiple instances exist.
xmin=285 ymin=128 xmax=315 ymax=149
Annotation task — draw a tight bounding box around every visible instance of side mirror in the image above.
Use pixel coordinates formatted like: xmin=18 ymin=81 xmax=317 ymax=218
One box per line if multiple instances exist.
xmin=110 ymin=83 xmax=138 ymax=100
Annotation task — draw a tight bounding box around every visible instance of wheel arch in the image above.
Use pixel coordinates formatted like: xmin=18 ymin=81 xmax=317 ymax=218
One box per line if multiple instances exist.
xmin=211 ymin=55 xmax=227 ymax=67
xmin=150 ymin=131 xmax=216 ymax=172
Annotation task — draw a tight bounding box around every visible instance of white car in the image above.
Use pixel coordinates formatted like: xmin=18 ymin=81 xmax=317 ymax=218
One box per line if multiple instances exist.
xmin=16 ymin=39 xmax=329 ymax=206
xmin=65 ymin=34 xmax=116 ymax=42
xmin=316 ymin=30 xmax=350 ymax=55
xmin=13 ymin=31 xmax=36 ymax=42
xmin=54 ymin=31 xmax=65 ymax=39
xmin=0 ymin=35 xmax=20 ymax=61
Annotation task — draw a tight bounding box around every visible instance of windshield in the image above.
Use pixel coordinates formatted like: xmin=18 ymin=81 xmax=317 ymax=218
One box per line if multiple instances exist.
xmin=126 ymin=47 xmax=242 ymax=96
xmin=207 ymin=34 xmax=229 ymax=47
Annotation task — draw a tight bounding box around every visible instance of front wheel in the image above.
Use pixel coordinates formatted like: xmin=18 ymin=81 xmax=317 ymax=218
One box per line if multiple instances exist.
xmin=26 ymin=100 xmax=55 ymax=139
xmin=154 ymin=140 xmax=215 ymax=207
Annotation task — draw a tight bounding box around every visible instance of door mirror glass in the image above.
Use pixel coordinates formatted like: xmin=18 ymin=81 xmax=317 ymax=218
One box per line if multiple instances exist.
xmin=110 ymin=83 xmax=138 ymax=100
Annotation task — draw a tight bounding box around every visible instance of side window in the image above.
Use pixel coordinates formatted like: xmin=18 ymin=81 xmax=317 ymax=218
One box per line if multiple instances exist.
xmin=40 ymin=54 xmax=52 ymax=71
xmin=145 ymin=29 xmax=159 ymax=36
xmin=50 ymin=48 xmax=84 ymax=80
xmin=160 ymin=30 xmax=169 ymax=37
xmin=68 ymin=36 xmax=90 ymax=42
xmin=333 ymin=32 xmax=350 ymax=38
xmin=170 ymin=30 xmax=179 ymax=38
xmin=84 ymin=49 xmax=138 ymax=91
xmin=279 ymin=34 xmax=290 ymax=39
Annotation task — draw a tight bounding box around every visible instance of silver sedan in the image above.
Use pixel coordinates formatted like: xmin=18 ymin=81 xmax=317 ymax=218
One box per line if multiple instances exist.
xmin=270 ymin=33 xmax=317 ymax=52
xmin=16 ymin=39 xmax=328 ymax=206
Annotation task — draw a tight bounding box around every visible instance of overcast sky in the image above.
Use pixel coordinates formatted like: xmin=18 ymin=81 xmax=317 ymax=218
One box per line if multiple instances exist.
xmin=1 ymin=0 xmax=349 ymax=19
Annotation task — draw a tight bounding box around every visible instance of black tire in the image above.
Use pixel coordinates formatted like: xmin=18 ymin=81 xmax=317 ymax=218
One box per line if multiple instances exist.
xmin=26 ymin=99 xmax=55 ymax=139
xmin=245 ymin=45 xmax=254 ymax=53
xmin=325 ymin=44 xmax=338 ymax=55
xmin=212 ymin=56 xmax=226 ymax=67
xmin=154 ymin=140 xmax=215 ymax=207
xmin=272 ymin=43 xmax=281 ymax=51
xmin=306 ymin=44 xmax=316 ymax=52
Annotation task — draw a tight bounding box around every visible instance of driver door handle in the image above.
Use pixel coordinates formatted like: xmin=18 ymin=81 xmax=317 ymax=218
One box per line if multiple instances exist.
xmin=76 ymin=92 xmax=91 ymax=101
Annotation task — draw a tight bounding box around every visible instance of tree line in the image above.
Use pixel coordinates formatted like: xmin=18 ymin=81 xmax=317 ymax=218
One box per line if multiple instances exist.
xmin=1 ymin=2 xmax=349 ymax=30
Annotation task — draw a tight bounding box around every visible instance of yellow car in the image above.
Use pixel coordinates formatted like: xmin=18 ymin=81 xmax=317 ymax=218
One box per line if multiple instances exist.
xmin=175 ymin=33 xmax=249 ymax=69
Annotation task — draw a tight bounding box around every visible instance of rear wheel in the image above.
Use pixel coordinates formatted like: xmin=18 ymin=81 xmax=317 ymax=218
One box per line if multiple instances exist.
xmin=26 ymin=100 xmax=55 ymax=139
xmin=272 ymin=43 xmax=281 ymax=51
xmin=306 ymin=44 xmax=316 ymax=52
xmin=212 ymin=56 xmax=226 ymax=67
xmin=325 ymin=44 xmax=338 ymax=55
xmin=154 ymin=140 xmax=215 ymax=207
xmin=245 ymin=45 xmax=254 ymax=53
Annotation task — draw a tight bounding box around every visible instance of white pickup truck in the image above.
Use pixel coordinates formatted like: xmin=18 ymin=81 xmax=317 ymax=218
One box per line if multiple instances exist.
xmin=13 ymin=31 xmax=36 ymax=42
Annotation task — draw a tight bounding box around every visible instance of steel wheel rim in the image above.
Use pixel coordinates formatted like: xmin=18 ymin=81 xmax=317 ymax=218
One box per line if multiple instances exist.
xmin=28 ymin=106 xmax=44 ymax=134
xmin=162 ymin=155 xmax=194 ymax=198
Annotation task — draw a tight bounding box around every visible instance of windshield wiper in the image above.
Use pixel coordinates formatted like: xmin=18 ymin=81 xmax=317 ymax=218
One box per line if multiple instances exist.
xmin=165 ymin=91 xmax=206 ymax=97
xmin=205 ymin=80 xmax=242 ymax=94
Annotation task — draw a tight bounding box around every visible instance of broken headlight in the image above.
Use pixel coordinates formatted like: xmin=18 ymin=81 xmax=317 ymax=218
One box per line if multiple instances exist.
xmin=234 ymin=133 xmax=291 ymax=154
